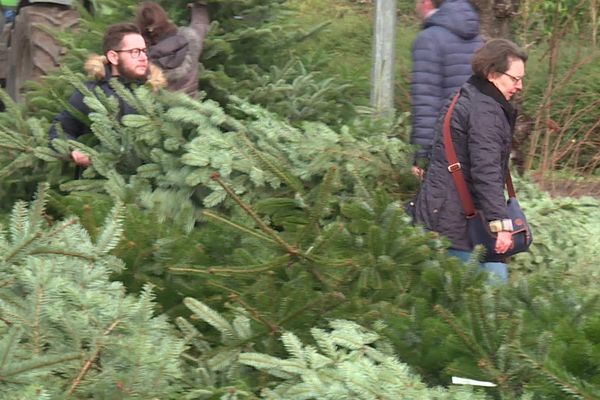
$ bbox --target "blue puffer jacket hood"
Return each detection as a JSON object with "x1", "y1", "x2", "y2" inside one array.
[
  {"x1": 424, "y1": 0, "x2": 480, "y2": 40},
  {"x1": 410, "y1": 0, "x2": 483, "y2": 160}
]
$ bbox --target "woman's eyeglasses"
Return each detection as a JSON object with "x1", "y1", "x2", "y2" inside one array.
[
  {"x1": 114, "y1": 48, "x2": 148, "y2": 59},
  {"x1": 502, "y1": 72, "x2": 524, "y2": 84}
]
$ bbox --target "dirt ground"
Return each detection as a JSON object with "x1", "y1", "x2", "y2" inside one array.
[{"x1": 532, "y1": 173, "x2": 600, "y2": 199}]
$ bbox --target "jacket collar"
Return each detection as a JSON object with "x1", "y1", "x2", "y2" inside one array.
[
  {"x1": 467, "y1": 75, "x2": 517, "y2": 129},
  {"x1": 84, "y1": 53, "x2": 166, "y2": 90}
]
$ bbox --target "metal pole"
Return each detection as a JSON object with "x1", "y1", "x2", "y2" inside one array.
[{"x1": 370, "y1": 0, "x2": 397, "y2": 118}]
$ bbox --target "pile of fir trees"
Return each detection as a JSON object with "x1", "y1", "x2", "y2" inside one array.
[
  {"x1": 0, "y1": 185, "x2": 185, "y2": 399},
  {"x1": 0, "y1": 0, "x2": 600, "y2": 399},
  {"x1": 4, "y1": 76, "x2": 600, "y2": 398}
]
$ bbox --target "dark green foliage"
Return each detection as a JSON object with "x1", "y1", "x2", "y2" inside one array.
[
  {"x1": 45, "y1": 191, "x2": 239, "y2": 317},
  {"x1": 0, "y1": 0, "x2": 599, "y2": 398},
  {"x1": 168, "y1": 167, "x2": 600, "y2": 399}
]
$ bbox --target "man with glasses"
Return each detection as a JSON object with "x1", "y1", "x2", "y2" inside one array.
[{"x1": 49, "y1": 23, "x2": 165, "y2": 168}]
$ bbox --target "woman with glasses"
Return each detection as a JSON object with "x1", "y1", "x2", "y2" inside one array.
[
  {"x1": 411, "y1": 39, "x2": 528, "y2": 283},
  {"x1": 135, "y1": 1, "x2": 210, "y2": 98}
]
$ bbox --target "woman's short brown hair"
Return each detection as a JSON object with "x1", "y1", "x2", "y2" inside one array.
[
  {"x1": 135, "y1": 1, "x2": 178, "y2": 45},
  {"x1": 103, "y1": 22, "x2": 142, "y2": 55},
  {"x1": 471, "y1": 39, "x2": 528, "y2": 79}
]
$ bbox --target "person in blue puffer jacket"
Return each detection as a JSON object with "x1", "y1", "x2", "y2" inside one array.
[{"x1": 410, "y1": 0, "x2": 483, "y2": 179}]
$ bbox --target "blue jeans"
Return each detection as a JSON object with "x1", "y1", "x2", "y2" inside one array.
[{"x1": 448, "y1": 249, "x2": 508, "y2": 284}]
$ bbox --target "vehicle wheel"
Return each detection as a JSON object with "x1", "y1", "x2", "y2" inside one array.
[
  {"x1": 0, "y1": 8, "x2": 5, "y2": 34},
  {"x1": 6, "y1": 4, "x2": 78, "y2": 102}
]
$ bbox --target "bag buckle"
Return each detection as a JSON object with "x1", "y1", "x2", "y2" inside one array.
[{"x1": 447, "y1": 163, "x2": 461, "y2": 173}]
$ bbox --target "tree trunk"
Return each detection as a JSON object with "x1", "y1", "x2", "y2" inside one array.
[
  {"x1": 370, "y1": 0, "x2": 397, "y2": 118},
  {"x1": 470, "y1": 0, "x2": 521, "y2": 39}
]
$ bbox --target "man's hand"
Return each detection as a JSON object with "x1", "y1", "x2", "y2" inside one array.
[
  {"x1": 71, "y1": 150, "x2": 91, "y2": 167},
  {"x1": 494, "y1": 231, "x2": 513, "y2": 254},
  {"x1": 411, "y1": 165, "x2": 424, "y2": 180}
]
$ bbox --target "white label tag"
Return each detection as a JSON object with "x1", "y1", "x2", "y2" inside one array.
[{"x1": 452, "y1": 376, "x2": 497, "y2": 387}]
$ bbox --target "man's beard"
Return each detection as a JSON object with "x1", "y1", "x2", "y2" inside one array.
[{"x1": 115, "y1": 63, "x2": 148, "y2": 81}]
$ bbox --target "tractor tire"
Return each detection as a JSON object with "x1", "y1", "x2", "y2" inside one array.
[
  {"x1": 6, "y1": 4, "x2": 78, "y2": 102},
  {"x1": 0, "y1": 9, "x2": 5, "y2": 34}
]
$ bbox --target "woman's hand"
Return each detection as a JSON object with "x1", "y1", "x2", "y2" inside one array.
[
  {"x1": 411, "y1": 165, "x2": 424, "y2": 180},
  {"x1": 495, "y1": 231, "x2": 513, "y2": 254}
]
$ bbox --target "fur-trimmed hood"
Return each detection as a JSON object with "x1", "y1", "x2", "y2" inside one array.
[{"x1": 84, "y1": 53, "x2": 166, "y2": 90}]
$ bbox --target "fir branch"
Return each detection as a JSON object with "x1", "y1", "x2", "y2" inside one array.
[
  {"x1": 306, "y1": 253, "x2": 355, "y2": 268},
  {"x1": 169, "y1": 254, "x2": 292, "y2": 276},
  {"x1": 27, "y1": 183, "x2": 50, "y2": 238},
  {"x1": 4, "y1": 218, "x2": 80, "y2": 263},
  {"x1": 433, "y1": 304, "x2": 501, "y2": 380},
  {"x1": 0, "y1": 90, "x2": 27, "y2": 134},
  {"x1": 27, "y1": 248, "x2": 97, "y2": 261},
  {"x1": 381, "y1": 208, "x2": 402, "y2": 255},
  {"x1": 109, "y1": 79, "x2": 143, "y2": 115},
  {"x1": 9, "y1": 200, "x2": 29, "y2": 244},
  {"x1": 235, "y1": 128, "x2": 305, "y2": 195},
  {"x1": 0, "y1": 279, "x2": 16, "y2": 290},
  {"x1": 0, "y1": 327, "x2": 20, "y2": 371},
  {"x1": 367, "y1": 226, "x2": 383, "y2": 261},
  {"x1": 0, "y1": 153, "x2": 38, "y2": 181},
  {"x1": 211, "y1": 173, "x2": 298, "y2": 256},
  {"x1": 468, "y1": 289, "x2": 494, "y2": 355},
  {"x1": 59, "y1": 179, "x2": 108, "y2": 194},
  {"x1": 295, "y1": 166, "x2": 337, "y2": 245},
  {"x1": 228, "y1": 293, "x2": 280, "y2": 336},
  {"x1": 0, "y1": 353, "x2": 82, "y2": 381},
  {"x1": 206, "y1": 281, "x2": 243, "y2": 297},
  {"x1": 3, "y1": 232, "x2": 43, "y2": 264},
  {"x1": 434, "y1": 305, "x2": 482, "y2": 354},
  {"x1": 184, "y1": 298, "x2": 237, "y2": 340},
  {"x1": 0, "y1": 142, "x2": 29, "y2": 152},
  {"x1": 202, "y1": 210, "x2": 276, "y2": 244},
  {"x1": 94, "y1": 201, "x2": 125, "y2": 255},
  {"x1": 277, "y1": 292, "x2": 347, "y2": 328},
  {"x1": 346, "y1": 164, "x2": 372, "y2": 202},
  {"x1": 67, "y1": 319, "x2": 121, "y2": 397},
  {"x1": 509, "y1": 343, "x2": 596, "y2": 400},
  {"x1": 40, "y1": 219, "x2": 79, "y2": 243},
  {"x1": 33, "y1": 286, "x2": 44, "y2": 355}
]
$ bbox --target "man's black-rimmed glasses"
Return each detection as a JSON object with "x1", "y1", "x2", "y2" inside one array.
[{"x1": 114, "y1": 48, "x2": 148, "y2": 59}]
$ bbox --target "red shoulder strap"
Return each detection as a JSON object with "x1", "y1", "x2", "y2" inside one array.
[{"x1": 443, "y1": 92, "x2": 516, "y2": 218}]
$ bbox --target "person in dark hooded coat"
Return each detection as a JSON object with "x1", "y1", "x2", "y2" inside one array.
[
  {"x1": 413, "y1": 39, "x2": 528, "y2": 283},
  {"x1": 49, "y1": 22, "x2": 166, "y2": 168},
  {"x1": 135, "y1": 1, "x2": 210, "y2": 98},
  {"x1": 410, "y1": 0, "x2": 483, "y2": 178}
]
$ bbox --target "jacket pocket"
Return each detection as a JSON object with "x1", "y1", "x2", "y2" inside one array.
[
  {"x1": 416, "y1": 194, "x2": 447, "y2": 232},
  {"x1": 428, "y1": 195, "x2": 447, "y2": 231}
]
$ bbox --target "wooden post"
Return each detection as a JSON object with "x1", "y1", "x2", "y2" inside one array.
[{"x1": 370, "y1": 0, "x2": 397, "y2": 118}]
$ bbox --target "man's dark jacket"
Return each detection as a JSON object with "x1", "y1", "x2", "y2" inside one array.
[
  {"x1": 49, "y1": 55, "x2": 165, "y2": 140},
  {"x1": 413, "y1": 76, "x2": 517, "y2": 251},
  {"x1": 410, "y1": 0, "x2": 483, "y2": 160}
]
